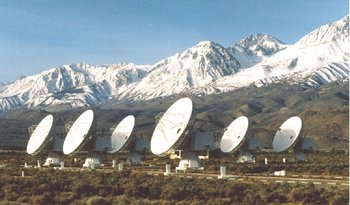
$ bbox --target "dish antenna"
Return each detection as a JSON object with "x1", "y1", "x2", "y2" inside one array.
[
  {"x1": 108, "y1": 115, "x2": 135, "y2": 153},
  {"x1": 220, "y1": 116, "x2": 249, "y2": 153},
  {"x1": 151, "y1": 97, "x2": 193, "y2": 156},
  {"x1": 94, "y1": 115, "x2": 144, "y2": 166},
  {"x1": 27, "y1": 115, "x2": 54, "y2": 155},
  {"x1": 219, "y1": 116, "x2": 261, "y2": 163},
  {"x1": 63, "y1": 109, "x2": 95, "y2": 155},
  {"x1": 151, "y1": 97, "x2": 228, "y2": 173},
  {"x1": 272, "y1": 116, "x2": 312, "y2": 161},
  {"x1": 151, "y1": 97, "x2": 207, "y2": 172},
  {"x1": 273, "y1": 116, "x2": 302, "y2": 153},
  {"x1": 63, "y1": 109, "x2": 101, "y2": 169},
  {"x1": 26, "y1": 114, "x2": 64, "y2": 167}
]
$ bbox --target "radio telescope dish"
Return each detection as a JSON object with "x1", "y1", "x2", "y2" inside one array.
[
  {"x1": 108, "y1": 115, "x2": 135, "y2": 153},
  {"x1": 220, "y1": 116, "x2": 249, "y2": 153},
  {"x1": 273, "y1": 116, "x2": 302, "y2": 152},
  {"x1": 26, "y1": 115, "x2": 54, "y2": 155},
  {"x1": 151, "y1": 97, "x2": 193, "y2": 155},
  {"x1": 63, "y1": 110, "x2": 94, "y2": 155}
]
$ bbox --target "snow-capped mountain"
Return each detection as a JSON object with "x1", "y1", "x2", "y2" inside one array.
[
  {"x1": 227, "y1": 34, "x2": 287, "y2": 68},
  {"x1": 262, "y1": 15, "x2": 348, "y2": 72},
  {"x1": 0, "y1": 63, "x2": 150, "y2": 111},
  {"x1": 0, "y1": 16, "x2": 348, "y2": 113},
  {"x1": 197, "y1": 15, "x2": 349, "y2": 94},
  {"x1": 118, "y1": 41, "x2": 241, "y2": 100}
]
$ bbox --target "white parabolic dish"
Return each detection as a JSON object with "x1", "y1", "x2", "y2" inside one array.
[
  {"x1": 108, "y1": 115, "x2": 135, "y2": 153},
  {"x1": 26, "y1": 114, "x2": 54, "y2": 155},
  {"x1": 273, "y1": 116, "x2": 302, "y2": 152},
  {"x1": 151, "y1": 97, "x2": 193, "y2": 155},
  {"x1": 63, "y1": 110, "x2": 94, "y2": 155},
  {"x1": 220, "y1": 116, "x2": 249, "y2": 153}
]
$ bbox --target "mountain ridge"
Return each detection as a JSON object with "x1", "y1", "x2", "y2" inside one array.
[
  {"x1": 227, "y1": 33, "x2": 287, "y2": 68},
  {"x1": 0, "y1": 16, "x2": 348, "y2": 113},
  {"x1": 118, "y1": 40, "x2": 241, "y2": 100}
]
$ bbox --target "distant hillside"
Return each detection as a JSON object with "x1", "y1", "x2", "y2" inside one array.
[{"x1": 0, "y1": 80, "x2": 348, "y2": 151}]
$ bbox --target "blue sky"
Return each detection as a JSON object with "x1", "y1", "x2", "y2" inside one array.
[{"x1": 0, "y1": 0, "x2": 348, "y2": 82}]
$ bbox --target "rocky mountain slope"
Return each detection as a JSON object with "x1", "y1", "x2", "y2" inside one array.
[
  {"x1": 0, "y1": 63, "x2": 149, "y2": 112},
  {"x1": 195, "y1": 16, "x2": 349, "y2": 94},
  {"x1": 227, "y1": 33, "x2": 287, "y2": 68},
  {"x1": 119, "y1": 41, "x2": 241, "y2": 100}
]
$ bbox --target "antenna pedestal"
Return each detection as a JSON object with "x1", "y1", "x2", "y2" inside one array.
[
  {"x1": 175, "y1": 151, "x2": 203, "y2": 172},
  {"x1": 236, "y1": 150, "x2": 255, "y2": 163},
  {"x1": 44, "y1": 151, "x2": 61, "y2": 166},
  {"x1": 289, "y1": 137, "x2": 314, "y2": 162},
  {"x1": 292, "y1": 150, "x2": 306, "y2": 162},
  {"x1": 83, "y1": 152, "x2": 102, "y2": 169},
  {"x1": 126, "y1": 151, "x2": 142, "y2": 165}
]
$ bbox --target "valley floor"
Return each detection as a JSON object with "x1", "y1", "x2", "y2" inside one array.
[{"x1": 0, "y1": 151, "x2": 348, "y2": 205}]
